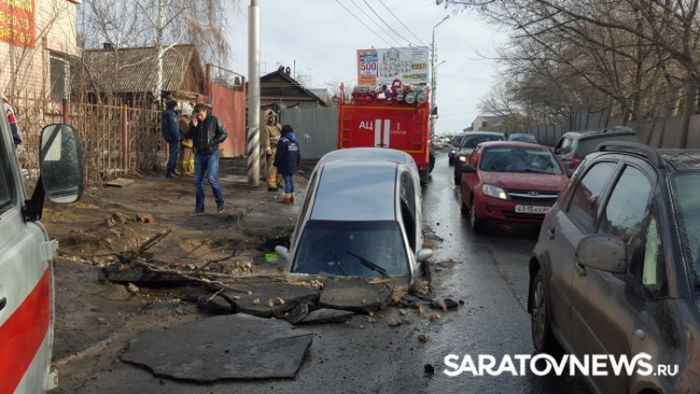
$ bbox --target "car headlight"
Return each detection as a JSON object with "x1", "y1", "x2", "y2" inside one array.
[
  {"x1": 482, "y1": 184, "x2": 508, "y2": 200},
  {"x1": 458, "y1": 156, "x2": 468, "y2": 163},
  {"x1": 450, "y1": 150, "x2": 456, "y2": 154}
]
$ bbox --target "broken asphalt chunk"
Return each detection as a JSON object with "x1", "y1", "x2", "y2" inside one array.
[
  {"x1": 318, "y1": 278, "x2": 393, "y2": 314},
  {"x1": 225, "y1": 281, "x2": 319, "y2": 318},
  {"x1": 121, "y1": 314, "x2": 313, "y2": 382},
  {"x1": 297, "y1": 309, "x2": 354, "y2": 325}
]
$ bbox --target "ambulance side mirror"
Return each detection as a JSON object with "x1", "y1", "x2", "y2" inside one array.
[{"x1": 39, "y1": 124, "x2": 83, "y2": 204}]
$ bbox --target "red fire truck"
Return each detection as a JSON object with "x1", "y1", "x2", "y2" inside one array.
[{"x1": 337, "y1": 82, "x2": 434, "y2": 183}]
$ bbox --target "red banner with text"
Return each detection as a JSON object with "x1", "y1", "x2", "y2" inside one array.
[{"x1": 0, "y1": 0, "x2": 35, "y2": 47}]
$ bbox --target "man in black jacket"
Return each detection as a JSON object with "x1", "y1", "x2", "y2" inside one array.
[{"x1": 183, "y1": 103, "x2": 227, "y2": 215}]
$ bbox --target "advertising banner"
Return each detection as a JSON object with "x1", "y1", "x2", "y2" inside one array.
[
  {"x1": 0, "y1": 0, "x2": 35, "y2": 47},
  {"x1": 356, "y1": 46, "x2": 429, "y2": 86}
]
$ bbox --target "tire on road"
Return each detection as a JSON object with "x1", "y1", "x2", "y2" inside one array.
[
  {"x1": 469, "y1": 198, "x2": 483, "y2": 232},
  {"x1": 530, "y1": 270, "x2": 559, "y2": 354}
]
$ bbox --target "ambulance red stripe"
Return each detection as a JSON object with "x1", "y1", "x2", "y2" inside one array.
[{"x1": 0, "y1": 269, "x2": 50, "y2": 393}]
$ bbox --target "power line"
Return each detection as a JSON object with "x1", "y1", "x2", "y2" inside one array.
[
  {"x1": 347, "y1": 0, "x2": 402, "y2": 46},
  {"x1": 334, "y1": 0, "x2": 395, "y2": 47},
  {"x1": 362, "y1": 0, "x2": 416, "y2": 46},
  {"x1": 377, "y1": 0, "x2": 427, "y2": 46}
]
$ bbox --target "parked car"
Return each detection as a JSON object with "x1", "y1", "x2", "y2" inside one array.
[
  {"x1": 508, "y1": 133, "x2": 538, "y2": 143},
  {"x1": 0, "y1": 121, "x2": 83, "y2": 392},
  {"x1": 528, "y1": 141, "x2": 700, "y2": 394},
  {"x1": 448, "y1": 134, "x2": 466, "y2": 165},
  {"x1": 458, "y1": 141, "x2": 567, "y2": 232},
  {"x1": 276, "y1": 148, "x2": 432, "y2": 284},
  {"x1": 554, "y1": 126, "x2": 639, "y2": 174},
  {"x1": 452, "y1": 131, "x2": 506, "y2": 182}
]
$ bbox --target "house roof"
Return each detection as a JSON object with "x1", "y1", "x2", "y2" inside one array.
[
  {"x1": 260, "y1": 70, "x2": 327, "y2": 107},
  {"x1": 78, "y1": 44, "x2": 205, "y2": 95}
]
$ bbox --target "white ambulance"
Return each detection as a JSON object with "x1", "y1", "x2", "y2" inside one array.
[{"x1": 0, "y1": 113, "x2": 83, "y2": 392}]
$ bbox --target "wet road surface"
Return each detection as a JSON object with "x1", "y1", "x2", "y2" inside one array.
[{"x1": 69, "y1": 153, "x2": 587, "y2": 393}]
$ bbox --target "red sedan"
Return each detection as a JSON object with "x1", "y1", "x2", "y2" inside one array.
[{"x1": 459, "y1": 141, "x2": 568, "y2": 232}]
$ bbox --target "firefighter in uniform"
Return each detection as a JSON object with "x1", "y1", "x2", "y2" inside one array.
[
  {"x1": 178, "y1": 103, "x2": 195, "y2": 176},
  {"x1": 262, "y1": 112, "x2": 283, "y2": 191}
]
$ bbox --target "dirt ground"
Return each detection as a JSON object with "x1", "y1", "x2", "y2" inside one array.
[{"x1": 44, "y1": 159, "x2": 309, "y2": 391}]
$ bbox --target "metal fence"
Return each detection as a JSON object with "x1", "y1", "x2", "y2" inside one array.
[
  {"x1": 281, "y1": 107, "x2": 338, "y2": 159},
  {"x1": 489, "y1": 110, "x2": 700, "y2": 148}
]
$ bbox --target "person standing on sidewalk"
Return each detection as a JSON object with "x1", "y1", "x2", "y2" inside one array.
[
  {"x1": 184, "y1": 103, "x2": 227, "y2": 215},
  {"x1": 161, "y1": 100, "x2": 181, "y2": 178},
  {"x1": 262, "y1": 112, "x2": 282, "y2": 191},
  {"x1": 274, "y1": 125, "x2": 300, "y2": 204}
]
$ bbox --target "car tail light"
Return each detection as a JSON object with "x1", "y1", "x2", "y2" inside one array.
[{"x1": 570, "y1": 157, "x2": 582, "y2": 169}]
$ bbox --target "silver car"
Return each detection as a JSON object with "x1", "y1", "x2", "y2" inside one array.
[{"x1": 276, "y1": 148, "x2": 432, "y2": 283}]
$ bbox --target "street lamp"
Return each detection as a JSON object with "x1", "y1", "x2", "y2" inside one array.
[{"x1": 431, "y1": 15, "x2": 449, "y2": 109}]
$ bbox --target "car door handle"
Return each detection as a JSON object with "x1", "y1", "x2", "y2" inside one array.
[
  {"x1": 0, "y1": 297, "x2": 6, "y2": 311},
  {"x1": 548, "y1": 227, "x2": 556, "y2": 240},
  {"x1": 575, "y1": 262, "x2": 586, "y2": 277}
]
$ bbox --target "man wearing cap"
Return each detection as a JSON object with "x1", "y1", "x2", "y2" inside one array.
[
  {"x1": 262, "y1": 112, "x2": 282, "y2": 191},
  {"x1": 161, "y1": 99, "x2": 181, "y2": 178}
]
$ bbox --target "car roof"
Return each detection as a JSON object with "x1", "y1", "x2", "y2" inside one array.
[
  {"x1": 563, "y1": 126, "x2": 637, "y2": 141},
  {"x1": 659, "y1": 149, "x2": 700, "y2": 170},
  {"x1": 464, "y1": 131, "x2": 505, "y2": 137},
  {"x1": 478, "y1": 141, "x2": 549, "y2": 149},
  {"x1": 311, "y1": 160, "x2": 397, "y2": 222},
  {"x1": 319, "y1": 148, "x2": 415, "y2": 167}
]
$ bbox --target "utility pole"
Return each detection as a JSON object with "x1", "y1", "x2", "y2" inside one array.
[
  {"x1": 431, "y1": 15, "x2": 449, "y2": 134},
  {"x1": 247, "y1": 0, "x2": 260, "y2": 185},
  {"x1": 154, "y1": 0, "x2": 166, "y2": 102}
]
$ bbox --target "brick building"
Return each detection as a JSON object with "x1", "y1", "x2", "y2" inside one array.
[{"x1": 0, "y1": 0, "x2": 81, "y2": 99}]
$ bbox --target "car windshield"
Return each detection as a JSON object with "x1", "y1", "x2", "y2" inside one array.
[
  {"x1": 509, "y1": 134, "x2": 537, "y2": 143},
  {"x1": 292, "y1": 220, "x2": 409, "y2": 278},
  {"x1": 670, "y1": 172, "x2": 700, "y2": 286},
  {"x1": 479, "y1": 146, "x2": 563, "y2": 174},
  {"x1": 463, "y1": 135, "x2": 503, "y2": 148}
]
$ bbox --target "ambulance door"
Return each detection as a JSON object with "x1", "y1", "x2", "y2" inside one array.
[{"x1": 0, "y1": 119, "x2": 56, "y2": 393}]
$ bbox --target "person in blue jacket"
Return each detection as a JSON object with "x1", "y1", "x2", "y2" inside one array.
[
  {"x1": 274, "y1": 125, "x2": 300, "y2": 204},
  {"x1": 161, "y1": 100, "x2": 181, "y2": 178}
]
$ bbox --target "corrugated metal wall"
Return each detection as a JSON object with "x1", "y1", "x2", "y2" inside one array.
[{"x1": 281, "y1": 107, "x2": 338, "y2": 159}]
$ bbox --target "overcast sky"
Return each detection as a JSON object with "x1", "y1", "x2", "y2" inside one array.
[{"x1": 229, "y1": 0, "x2": 507, "y2": 135}]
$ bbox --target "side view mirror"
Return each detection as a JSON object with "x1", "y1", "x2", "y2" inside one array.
[
  {"x1": 461, "y1": 165, "x2": 476, "y2": 174},
  {"x1": 416, "y1": 248, "x2": 433, "y2": 262},
  {"x1": 575, "y1": 234, "x2": 627, "y2": 273},
  {"x1": 40, "y1": 124, "x2": 83, "y2": 203},
  {"x1": 24, "y1": 124, "x2": 84, "y2": 221},
  {"x1": 275, "y1": 245, "x2": 290, "y2": 262}
]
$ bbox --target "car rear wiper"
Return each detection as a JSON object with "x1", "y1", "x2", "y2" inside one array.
[{"x1": 347, "y1": 251, "x2": 389, "y2": 278}]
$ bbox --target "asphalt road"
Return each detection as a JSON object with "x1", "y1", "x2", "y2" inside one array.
[{"x1": 70, "y1": 152, "x2": 587, "y2": 393}]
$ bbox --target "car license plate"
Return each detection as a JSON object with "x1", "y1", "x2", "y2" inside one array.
[{"x1": 515, "y1": 205, "x2": 550, "y2": 215}]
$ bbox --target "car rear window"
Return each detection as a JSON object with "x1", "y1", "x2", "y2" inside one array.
[
  {"x1": 463, "y1": 135, "x2": 503, "y2": 148},
  {"x1": 292, "y1": 220, "x2": 409, "y2": 278}
]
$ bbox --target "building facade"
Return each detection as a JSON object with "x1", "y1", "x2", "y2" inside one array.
[{"x1": 0, "y1": 0, "x2": 80, "y2": 99}]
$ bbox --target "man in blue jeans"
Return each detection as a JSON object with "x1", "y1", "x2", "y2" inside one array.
[
  {"x1": 161, "y1": 100, "x2": 181, "y2": 178},
  {"x1": 183, "y1": 103, "x2": 228, "y2": 215}
]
